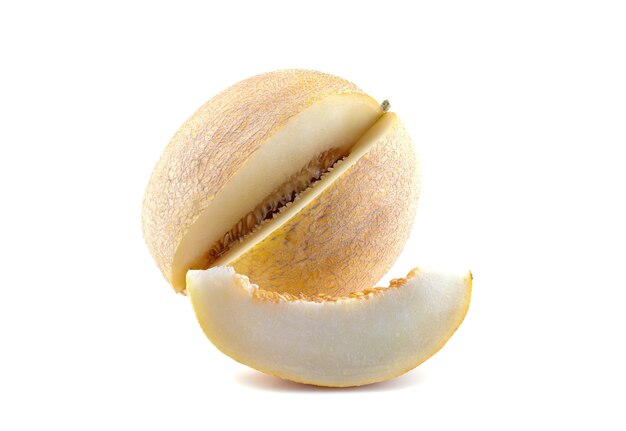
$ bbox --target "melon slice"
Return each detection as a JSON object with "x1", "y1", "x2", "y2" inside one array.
[{"x1": 187, "y1": 266, "x2": 472, "y2": 387}]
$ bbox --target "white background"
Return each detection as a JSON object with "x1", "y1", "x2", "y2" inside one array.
[{"x1": 1, "y1": 1, "x2": 625, "y2": 429}]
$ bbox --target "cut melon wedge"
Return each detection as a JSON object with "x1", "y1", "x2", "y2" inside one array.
[{"x1": 187, "y1": 266, "x2": 472, "y2": 387}]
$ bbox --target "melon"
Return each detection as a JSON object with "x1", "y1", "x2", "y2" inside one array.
[
  {"x1": 187, "y1": 266, "x2": 472, "y2": 387},
  {"x1": 142, "y1": 70, "x2": 419, "y2": 295},
  {"x1": 142, "y1": 69, "x2": 471, "y2": 387}
]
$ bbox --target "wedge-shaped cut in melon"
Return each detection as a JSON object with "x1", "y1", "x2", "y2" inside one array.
[
  {"x1": 187, "y1": 266, "x2": 472, "y2": 387},
  {"x1": 142, "y1": 70, "x2": 419, "y2": 295}
]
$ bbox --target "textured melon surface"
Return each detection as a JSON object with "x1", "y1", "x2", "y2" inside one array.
[{"x1": 187, "y1": 266, "x2": 472, "y2": 387}]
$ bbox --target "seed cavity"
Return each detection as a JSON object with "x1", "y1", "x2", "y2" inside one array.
[
  {"x1": 247, "y1": 269, "x2": 415, "y2": 303},
  {"x1": 204, "y1": 147, "x2": 348, "y2": 266}
]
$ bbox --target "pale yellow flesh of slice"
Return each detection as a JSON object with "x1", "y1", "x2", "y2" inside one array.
[{"x1": 187, "y1": 266, "x2": 472, "y2": 387}]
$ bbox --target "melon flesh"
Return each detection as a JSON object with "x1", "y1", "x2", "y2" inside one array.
[{"x1": 187, "y1": 266, "x2": 472, "y2": 387}]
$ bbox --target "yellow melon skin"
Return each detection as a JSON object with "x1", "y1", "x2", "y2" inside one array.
[
  {"x1": 230, "y1": 113, "x2": 419, "y2": 297},
  {"x1": 142, "y1": 70, "x2": 368, "y2": 290}
]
